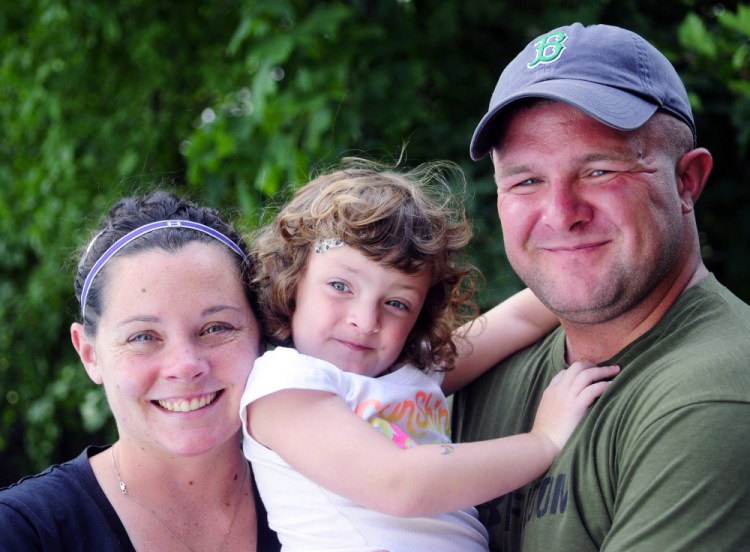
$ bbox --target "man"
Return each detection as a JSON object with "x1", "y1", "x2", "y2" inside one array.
[{"x1": 452, "y1": 22, "x2": 750, "y2": 551}]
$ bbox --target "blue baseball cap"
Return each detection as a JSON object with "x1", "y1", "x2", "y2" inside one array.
[{"x1": 469, "y1": 23, "x2": 696, "y2": 160}]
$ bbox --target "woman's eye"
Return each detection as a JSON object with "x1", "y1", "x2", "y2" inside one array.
[
  {"x1": 204, "y1": 324, "x2": 229, "y2": 335},
  {"x1": 330, "y1": 281, "x2": 349, "y2": 292},
  {"x1": 129, "y1": 333, "x2": 155, "y2": 343}
]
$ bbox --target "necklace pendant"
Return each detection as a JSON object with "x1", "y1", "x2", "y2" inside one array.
[{"x1": 119, "y1": 481, "x2": 128, "y2": 495}]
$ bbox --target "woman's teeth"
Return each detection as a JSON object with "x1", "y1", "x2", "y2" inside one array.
[{"x1": 158, "y1": 392, "x2": 217, "y2": 412}]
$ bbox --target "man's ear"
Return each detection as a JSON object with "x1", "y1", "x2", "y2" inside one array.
[
  {"x1": 676, "y1": 147, "x2": 713, "y2": 214},
  {"x1": 71, "y1": 322, "x2": 102, "y2": 384}
]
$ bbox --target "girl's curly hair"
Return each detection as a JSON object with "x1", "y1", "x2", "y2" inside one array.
[{"x1": 251, "y1": 157, "x2": 479, "y2": 372}]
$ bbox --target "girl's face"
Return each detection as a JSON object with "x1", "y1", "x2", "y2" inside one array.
[
  {"x1": 291, "y1": 245, "x2": 431, "y2": 377},
  {"x1": 71, "y1": 242, "x2": 262, "y2": 458}
]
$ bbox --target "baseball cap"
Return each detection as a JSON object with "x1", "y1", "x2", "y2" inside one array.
[{"x1": 469, "y1": 23, "x2": 696, "y2": 160}]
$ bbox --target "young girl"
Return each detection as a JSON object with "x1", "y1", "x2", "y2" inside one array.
[{"x1": 240, "y1": 159, "x2": 617, "y2": 551}]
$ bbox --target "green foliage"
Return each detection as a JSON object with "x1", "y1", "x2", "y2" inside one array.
[
  {"x1": 679, "y1": 6, "x2": 750, "y2": 149},
  {"x1": 675, "y1": 3, "x2": 750, "y2": 299},
  {"x1": 1, "y1": 0, "x2": 749, "y2": 486},
  {"x1": 0, "y1": 0, "x2": 265, "y2": 484}
]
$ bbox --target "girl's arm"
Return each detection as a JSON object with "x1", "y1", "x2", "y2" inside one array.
[
  {"x1": 246, "y1": 361, "x2": 618, "y2": 518},
  {"x1": 442, "y1": 288, "x2": 559, "y2": 395}
]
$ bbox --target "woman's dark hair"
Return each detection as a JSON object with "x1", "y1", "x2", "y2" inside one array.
[{"x1": 74, "y1": 190, "x2": 257, "y2": 335}]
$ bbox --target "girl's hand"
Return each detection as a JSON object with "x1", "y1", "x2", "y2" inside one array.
[{"x1": 531, "y1": 361, "x2": 619, "y2": 451}]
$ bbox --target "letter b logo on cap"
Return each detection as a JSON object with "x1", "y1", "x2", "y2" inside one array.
[{"x1": 527, "y1": 31, "x2": 567, "y2": 68}]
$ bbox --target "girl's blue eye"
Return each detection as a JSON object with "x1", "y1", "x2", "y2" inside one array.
[
  {"x1": 386, "y1": 299, "x2": 408, "y2": 310},
  {"x1": 330, "y1": 281, "x2": 349, "y2": 292}
]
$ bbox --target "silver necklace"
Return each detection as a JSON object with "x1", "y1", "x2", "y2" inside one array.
[{"x1": 110, "y1": 446, "x2": 248, "y2": 552}]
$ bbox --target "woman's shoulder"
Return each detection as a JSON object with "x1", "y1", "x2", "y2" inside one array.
[
  {"x1": 0, "y1": 445, "x2": 134, "y2": 551},
  {"x1": 1, "y1": 446, "x2": 95, "y2": 499}
]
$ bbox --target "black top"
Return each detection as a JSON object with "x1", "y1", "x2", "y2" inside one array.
[{"x1": 0, "y1": 445, "x2": 280, "y2": 551}]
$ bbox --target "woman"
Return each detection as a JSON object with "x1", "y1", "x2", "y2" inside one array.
[{"x1": 0, "y1": 191, "x2": 280, "y2": 551}]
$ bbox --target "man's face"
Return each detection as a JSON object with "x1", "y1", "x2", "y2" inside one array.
[{"x1": 492, "y1": 102, "x2": 687, "y2": 324}]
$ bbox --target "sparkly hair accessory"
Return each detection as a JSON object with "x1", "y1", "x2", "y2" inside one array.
[
  {"x1": 314, "y1": 237, "x2": 345, "y2": 253},
  {"x1": 80, "y1": 220, "x2": 245, "y2": 317}
]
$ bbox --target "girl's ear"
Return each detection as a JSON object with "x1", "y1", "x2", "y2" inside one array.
[{"x1": 71, "y1": 322, "x2": 103, "y2": 384}]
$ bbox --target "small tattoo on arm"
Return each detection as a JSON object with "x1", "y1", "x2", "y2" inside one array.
[{"x1": 441, "y1": 444, "x2": 455, "y2": 455}]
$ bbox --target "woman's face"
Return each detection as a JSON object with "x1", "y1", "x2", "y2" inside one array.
[{"x1": 72, "y1": 241, "x2": 262, "y2": 458}]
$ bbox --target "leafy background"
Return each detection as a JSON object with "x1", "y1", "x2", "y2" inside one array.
[{"x1": 2, "y1": 0, "x2": 748, "y2": 485}]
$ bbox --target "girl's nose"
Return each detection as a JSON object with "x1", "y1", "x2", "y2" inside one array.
[{"x1": 349, "y1": 302, "x2": 381, "y2": 334}]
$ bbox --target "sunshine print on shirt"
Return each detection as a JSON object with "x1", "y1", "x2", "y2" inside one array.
[{"x1": 356, "y1": 389, "x2": 452, "y2": 449}]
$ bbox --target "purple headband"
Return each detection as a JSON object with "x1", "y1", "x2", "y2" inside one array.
[{"x1": 80, "y1": 220, "x2": 245, "y2": 318}]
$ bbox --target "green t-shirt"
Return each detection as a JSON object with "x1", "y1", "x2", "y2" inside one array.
[{"x1": 452, "y1": 275, "x2": 750, "y2": 551}]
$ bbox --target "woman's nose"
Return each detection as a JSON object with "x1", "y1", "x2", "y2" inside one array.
[{"x1": 164, "y1": 342, "x2": 208, "y2": 381}]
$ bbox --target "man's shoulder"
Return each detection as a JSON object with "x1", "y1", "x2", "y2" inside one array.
[
  {"x1": 657, "y1": 274, "x2": 750, "y2": 364},
  {"x1": 686, "y1": 273, "x2": 750, "y2": 326}
]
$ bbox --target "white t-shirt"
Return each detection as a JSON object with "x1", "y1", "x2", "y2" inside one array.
[{"x1": 240, "y1": 347, "x2": 489, "y2": 552}]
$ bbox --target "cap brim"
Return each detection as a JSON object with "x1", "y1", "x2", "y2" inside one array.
[{"x1": 469, "y1": 79, "x2": 660, "y2": 160}]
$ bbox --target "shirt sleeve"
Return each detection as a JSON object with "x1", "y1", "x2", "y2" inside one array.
[
  {"x1": 0, "y1": 502, "x2": 44, "y2": 551},
  {"x1": 603, "y1": 401, "x2": 750, "y2": 551},
  {"x1": 240, "y1": 348, "x2": 346, "y2": 429}
]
